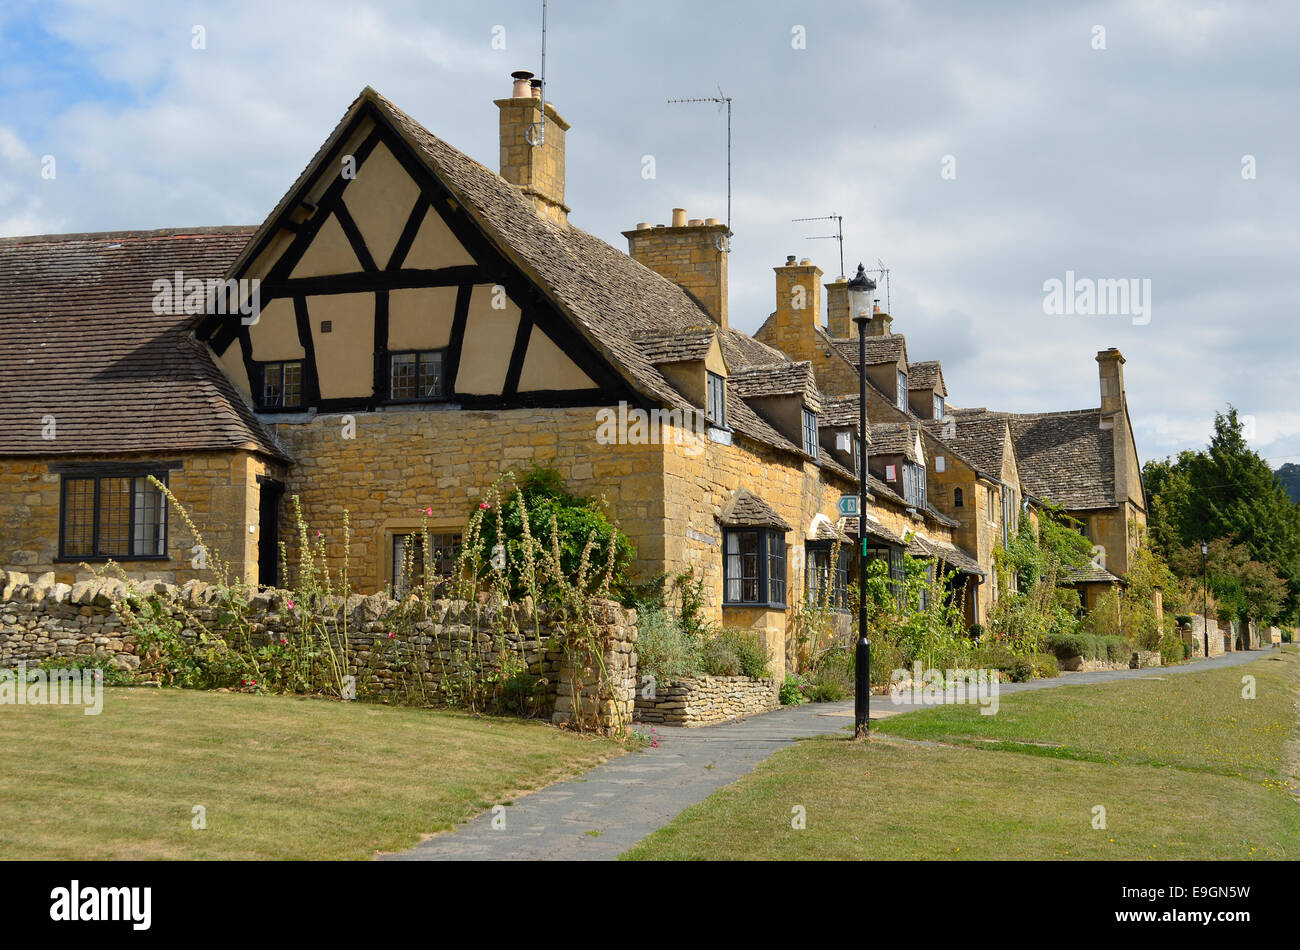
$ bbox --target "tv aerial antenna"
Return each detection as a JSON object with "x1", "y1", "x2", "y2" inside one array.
[
  {"x1": 792, "y1": 214, "x2": 845, "y2": 278},
  {"x1": 526, "y1": 0, "x2": 550, "y2": 148},
  {"x1": 865, "y1": 259, "x2": 892, "y2": 313},
  {"x1": 668, "y1": 86, "x2": 733, "y2": 249}
]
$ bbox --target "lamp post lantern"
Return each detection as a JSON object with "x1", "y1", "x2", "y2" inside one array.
[
  {"x1": 1201, "y1": 540, "x2": 1209, "y2": 659},
  {"x1": 848, "y1": 263, "x2": 877, "y2": 738}
]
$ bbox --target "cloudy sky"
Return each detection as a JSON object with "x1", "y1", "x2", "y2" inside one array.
[{"x1": 3, "y1": 0, "x2": 1297, "y2": 468}]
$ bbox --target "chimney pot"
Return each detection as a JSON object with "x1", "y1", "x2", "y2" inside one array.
[
  {"x1": 785, "y1": 255, "x2": 797, "y2": 265},
  {"x1": 510, "y1": 70, "x2": 535, "y2": 98},
  {"x1": 800, "y1": 258, "x2": 812, "y2": 266},
  {"x1": 688, "y1": 218, "x2": 703, "y2": 226},
  {"x1": 705, "y1": 217, "x2": 720, "y2": 226},
  {"x1": 635, "y1": 222, "x2": 651, "y2": 230},
  {"x1": 671, "y1": 208, "x2": 688, "y2": 227},
  {"x1": 530, "y1": 78, "x2": 542, "y2": 98}
]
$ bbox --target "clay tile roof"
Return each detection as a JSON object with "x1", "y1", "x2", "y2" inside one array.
[
  {"x1": 907, "y1": 360, "x2": 946, "y2": 396},
  {"x1": 635, "y1": 328, "x2": 716, "y2": 364},
  {"x1": 729, "y1": 361, "x2": 821, "y2": 412},
  {"x1": 0, "y1": 228, "x2": 287, "y2": 459},
  {"x1": 719, "y1": 488, "x2": 791, "y2": 531},
  {"x1": 832, "y1": 334, "x2": 906, "y2": 368}
]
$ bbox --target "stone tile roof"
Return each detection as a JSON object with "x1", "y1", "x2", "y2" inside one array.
[
  {"x1": 719, "y1": 488, "x2": 791, "y2": 531},
  {"x1": 948, "y1": 407, "x2": 1115, "y2": 509},
  {"x1": 843, "y1": 516, "x2": 906, "y2": 546},
  {"x1": 729, "y1": 362, "x2": 821, "y2": 412},
  {"x1": 635, "y1": 329, "x2": 717, "y2": 364},
  {"x1": 831, "y1": 334, "x2": 906, "y2": 368},
  {"x1": 0, "y1": 228, "x2": 287, "y2": 459},
  {"x1": 908, "y1": 535, "x2": 984, "y2": 575},
  {"x1": 869, "y1": 422, "x2": 920, "y2": 462},
  {"x1": 1060, "y1": 563, "x2": 1122, "y2": 584},
  {"x1": 818, "y1": 394, "x2": 871, "y2": 439},
  {"x1": 907, "y1": 360, "x2": 946, "y2": 396},
  {"x1": 922, "y1": 412, "x2": 1010, "y2": 478}
]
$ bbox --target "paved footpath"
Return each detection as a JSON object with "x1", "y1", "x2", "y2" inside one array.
[{"x1": 381, "y1": 647, "x2": 1278, "y2": 861}]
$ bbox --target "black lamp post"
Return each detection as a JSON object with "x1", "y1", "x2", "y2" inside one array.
[
  {"x1": 848, "y1": 263, "x2": 877, "y2": 738},
  {"x1": 1201, "y1": 540, "x2": 1209, "y2": 658}
]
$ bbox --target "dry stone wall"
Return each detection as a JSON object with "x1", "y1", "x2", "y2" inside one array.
[
  {"x1": 0, "y1": 569, "x2": 637, "y2": 731},
  {"x1": 634, "y1": 674, "x2": 777, "y2": 726}
]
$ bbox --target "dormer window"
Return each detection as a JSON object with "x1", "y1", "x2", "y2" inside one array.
[
  {"x1": 390, "y1": 350, "x2": 444, "y2": 401},
  {"x1": 262, "y1": 361, "x2": 303, "y2": 409},
  {"x1": 896, "y1": 370, "x2": 908, "y2": 410},
  {"x1": 706, "y1": 371, "x2": 726, "y2": 426},
  {"x1": 933, "y1": 394, "x2": 945, "y2": 419},
  {"x1": 802, "y1": 409, "x2": 819, "y2": 458}
]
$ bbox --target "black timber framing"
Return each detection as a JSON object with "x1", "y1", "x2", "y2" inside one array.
[{"x1": 197, "y1": 99, "x2": 640, "y2": 415}]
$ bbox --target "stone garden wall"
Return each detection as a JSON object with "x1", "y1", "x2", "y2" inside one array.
[
  {"x1": 0, "y1": 569, "x2": 637, "y2": 732},
  {"x1": 634, "y1": 674, "x2": 777, "y2": 726}
]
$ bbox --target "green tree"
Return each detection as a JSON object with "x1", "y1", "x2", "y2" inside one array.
[{"x1": 1142, "y1": 407, "x2": 1300, "y2": 624}]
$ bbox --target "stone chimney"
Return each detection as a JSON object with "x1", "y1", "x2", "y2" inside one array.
[
  {"x1": 623, "y1": 209, "x2": 730, "y2": 327},
  {"x1": 867, "y1": 303, "x2": 893, "y2": 337},
  {"x1": 825, "y1": 277, "x2": 850, "y2": 338},
  {"x1": 1097, "y1": 347, "x2": 1126, "y2": 414},
  {"x1": 753, "y1": 256, "x2": 823, "y2": 362},
  {"x1": 496, "y1": 70, "x2": 571, "y2": 225}
]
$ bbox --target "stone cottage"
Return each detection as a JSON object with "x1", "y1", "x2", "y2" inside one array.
[{"x1": 0, "y1": 79, "x2": 990, "y2": 682}]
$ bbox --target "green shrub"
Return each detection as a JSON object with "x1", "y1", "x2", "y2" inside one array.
[
  {"x1": 779, "y1": 673, "x2": 803, "y2": 705},
  {"x1": 869, "y1": 639, "x2": 904, "y2": 686},
  {"x1": 1044, "y1": 631, "x2": 1090, "y2": 661},
  {"x1": 807, "y1": 680, "x2": 848, "y2": 702},
  {"x1": 1029, "y1": 653, "x2": 1060, "y2": 678},
  {"x1": 973, "y1": 642, "x2": 1016, "y2": 672},
  {"x1": 635, "y1": 605, "x2": 701, "y2": 682},
  {"x1": 969, "y1": 623, "x2": 985, "y2": 641},
  {"x1": 1007, "y1": 656, "x2": 1035, "y2": 682},
  {"x1": 699, "y1": 638, "x2": 741, "y2": 677},
  {"x1": 713, "y1": 627, "x2": 770, "y2": 679},
  {"x1": 1101, "y1": 635, "x2": 1130, "y2": 663}
]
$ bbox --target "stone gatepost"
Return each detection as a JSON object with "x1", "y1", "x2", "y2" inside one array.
[{"x1": 551, "y1": 601, "x2": 638, "y2": 734}]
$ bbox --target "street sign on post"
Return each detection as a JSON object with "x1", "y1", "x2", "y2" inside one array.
[{"x1": 837, "y1": 494, "x2": 859, "y2": 518}]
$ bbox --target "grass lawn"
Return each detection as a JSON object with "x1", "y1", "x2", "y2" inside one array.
[
  {"x1": 0, "y1": 688, "x2": 619, "y2": 860},
  {"x1": 623, "y1": 650, "x2": 1300, "y2": 860}
]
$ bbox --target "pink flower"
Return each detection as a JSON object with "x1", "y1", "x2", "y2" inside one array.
[
  {"x1": 286, "y1": 600, "x2": 294, "y2": 610},
  {"x1": 280, "y1": 637, "x2": 288, "y2": 646},
  {"x1": 316, "y1": 530, "x2": 323, "y2": 538},
  {"x1": 479, "y1": 502, "x2": 491, "y2": 510},
  {"x1": 387, "y1": 631, "x2": 396, "y2": 639},
  {"x1": 425, "y1": 507, "x2": 433, "y2": 516}
]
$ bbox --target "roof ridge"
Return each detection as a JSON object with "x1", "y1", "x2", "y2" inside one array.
[{"x1": 0, "y1": 225, "x2": 256, "y2": 246}]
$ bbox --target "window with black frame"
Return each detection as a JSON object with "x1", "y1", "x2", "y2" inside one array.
[
  {"x1": 262, "y1": 361, "x2": 303, "y2": 409},
  {"x1": 723, "y1": 527, "x2": 787, "y2": 607},
  {"x1": 801, "y1": 408, "x2": 819, "y2": 458},
  {"x1": 390, "y1": 350, "x2": 444, "y2": 401},
  {"x1": 806, "y1": 542, "x2": 849, "y2": 610},
  {"x1": 706, "y1": 371, "x2": 726, "y2": 426},
  {"x1": 60, "y1": 473, "x2": 167, "y2": 560}
]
